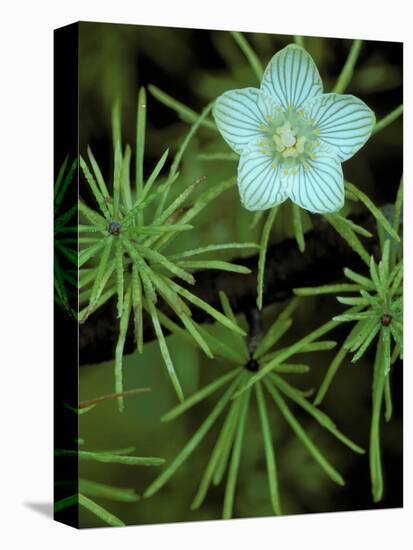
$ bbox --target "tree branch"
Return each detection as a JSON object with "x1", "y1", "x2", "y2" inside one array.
[{"x1": 79, "y1": 211, "x2": 380, "y2": 366}]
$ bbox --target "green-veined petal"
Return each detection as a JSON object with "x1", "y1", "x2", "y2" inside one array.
[
  {"x1": 237, "y1": 143, "x2": 287, "y2": 211},
  {"x1": 213, "y1": 88, "x2": 279, "y2": 154},
  {"x1": 261, "y1": 44, "x2": 323, "y2": 110},
  {"x1": 303, "y1": 93, "x2": 375, "y2": 161},
  {"x1": 282, "y1": 145, "x2": 344, "y2": 213}
]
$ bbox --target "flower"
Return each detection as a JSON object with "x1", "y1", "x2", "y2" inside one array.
[{"x1": 213, "y1": 44, "x2": 376, "y2": 213}]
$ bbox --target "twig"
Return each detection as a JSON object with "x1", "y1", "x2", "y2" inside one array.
[
  {"x1": 79, "y1": 210, "x2": 379, "y2": 366},
  {"x1": 79, "y1": 388, "x2": 151, "y2": 408}
]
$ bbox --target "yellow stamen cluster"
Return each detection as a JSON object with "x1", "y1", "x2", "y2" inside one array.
[{"x1": 273, "y1": 121, "x2": 307, "y2": 159}]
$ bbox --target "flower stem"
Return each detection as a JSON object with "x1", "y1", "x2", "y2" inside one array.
[
  {"x1": 333, "y1": 39, "x2": 362, "y2": 94},
  {"x1": 372, "y1": 104, "x2": 403, "y2": 136},
  {"x1": 257, "y1": 207, "x2": 279, "y2": 310},
  {"x1": 231, "y1": 31, "x2": 263, "y2": 83},
  {"x1": 294, "y1": 36, "x2": 304, "y2": 47}
]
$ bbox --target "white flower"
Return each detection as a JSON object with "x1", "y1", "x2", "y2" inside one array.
[{"x1": 213, "y1": 44, "x2": 376, "y2": 213}]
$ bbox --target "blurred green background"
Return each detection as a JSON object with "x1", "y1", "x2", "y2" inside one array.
[{"x1": 77, "y1": 22, "x2": 403, "y2": 527}]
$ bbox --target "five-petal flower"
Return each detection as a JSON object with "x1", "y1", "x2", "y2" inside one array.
[{"x1": 213, "y1": 44, "x2": 376, "y2": 213}]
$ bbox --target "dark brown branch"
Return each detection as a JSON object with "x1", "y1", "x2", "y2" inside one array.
[{"x1": 79, "y1": 211, "x2": 380, "y2": 366}]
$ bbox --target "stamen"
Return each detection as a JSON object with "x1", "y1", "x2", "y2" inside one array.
[
  {"x1": 282, "y1": 147, "x2": 298, "y2": 158},
  {"x1": 296, "y1": 136, "x2": 306, "y2": 154}
]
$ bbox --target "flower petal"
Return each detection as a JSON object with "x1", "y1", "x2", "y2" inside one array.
[
  {"x1": 237, "y1": 143, "x2": 287, "y2": 211},
  {"x1": 213, "y1": 88, "x2": 279, "y2": 154},
  {"x1": 261, "y1": 44, "x2": 323, "y2": 110},
  {"x1": 282, "y1": 146, "x2": 344, "y2": 214},
  {"x1": 304, "y1": 93, "x2": 375, "y2": 161}
]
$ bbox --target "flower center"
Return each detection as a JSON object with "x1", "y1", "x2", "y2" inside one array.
[
  {"x1": 259, "y1": 107, "x2": 320, "y2": 174},
  {"x1": 273, "y1": 122, "x2": 308, "y2": 159},
  {"x1": 278, "y1": 121, "x2": 297, "y2": 147}
]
